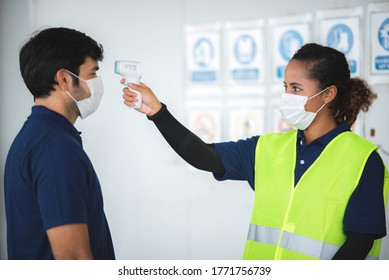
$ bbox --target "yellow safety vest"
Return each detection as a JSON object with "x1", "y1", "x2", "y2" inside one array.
[{"x1": 243, "y1": 130, "x2": 389, "y2": 260}]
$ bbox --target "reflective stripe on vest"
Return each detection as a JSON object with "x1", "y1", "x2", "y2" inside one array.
[{"x1": 247, "y1": 224, "x2": 378, "y2": 260}]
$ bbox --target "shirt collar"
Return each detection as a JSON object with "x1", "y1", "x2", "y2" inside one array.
[
  {"x1": 30, "y1": 105, "x2": 82, "y2": 139},
  {"x1": 297, "y1": 122, "x2": 351, "y2": 146}
]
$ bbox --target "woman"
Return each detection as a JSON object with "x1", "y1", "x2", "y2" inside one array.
[{"x1": 122, "y1": 43, "x2": 388, "y2": 260}]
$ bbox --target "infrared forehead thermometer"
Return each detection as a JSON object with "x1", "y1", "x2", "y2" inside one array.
[{"x1": 114, "y1": 60, "x2": 142, "y2": 109}]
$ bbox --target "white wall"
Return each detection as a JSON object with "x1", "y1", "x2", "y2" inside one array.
[
  {"x1": 1, "y1": 0, "x2": 388, "y2": 260},
  {"x1": 0, "y1": 0, "x2": 37, "y2": 259}
]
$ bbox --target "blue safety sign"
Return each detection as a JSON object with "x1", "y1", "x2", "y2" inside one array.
[
  {"x1": 231, "y1": 34, "x2": 259, "y2": 81},
  {"x1": 378, "y1": 17, "x2": 389, "y2": 51},
  {"x1": 279, "y1": 30, "x2": 303, "y2": 61},
  {"x1": 327, "y1": 23, "x2": 353, "y2": 54},
  {"x1": 191, "y1": 37, "x2": 216, "y2": 82},
  {"x1": 376, "y1": 17, "x2": 389, "y2": 70},
  {"x1": 234, "y1": 34, "x2": 256, "y2": 64},
  {"x1": 327, "y1": 23, "x2": 357, "y2": 74},
  {"x1": 277, "y1": 30, "x2": 303, "y2": 78}
]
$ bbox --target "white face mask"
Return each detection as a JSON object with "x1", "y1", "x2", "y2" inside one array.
[
  {"x1": 66, "y1": 70, "x2": 104, "y2": 119},
  {"x1": 278, "y1": 87, "x2": 327, "y2": 130}
]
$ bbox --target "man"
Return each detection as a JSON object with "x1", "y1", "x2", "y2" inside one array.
[{"x1": 4, "y1": 27, "x2": 115, "y2": 259}]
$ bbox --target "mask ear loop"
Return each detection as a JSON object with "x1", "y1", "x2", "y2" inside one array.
[
  {"x1": 64, "y1": 70, "x2": 85, "y2": 104},
  {"x1": 65, "y1": 70, "x2": 91, "y2": 103},
  {"x1": 307, "y1": 87, "x2": 328, "y2": 100},
  {"x1": 66, "y1": 70, "x2": 87, "y2": 83},
  {"x1": 307, "y1": 87, "x2": 328, "y2": 114},
  {"x1": 66, "y1": 90, "x2": 79, "y2": 104},
  {"x1": 315, "y1": 102, "x2": 327, "y2": 114}
]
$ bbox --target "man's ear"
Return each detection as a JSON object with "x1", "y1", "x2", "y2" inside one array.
[
  {"x1": 323, "y1": 85, "x2": 337, "y2": 104},
  {"x1": 56, "y1": 69, "x2": 71, "y2": 91}
]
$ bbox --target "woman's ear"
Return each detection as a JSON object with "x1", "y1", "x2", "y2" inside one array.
[{"x1": 323, "y1": 85, "x2": 337, "y2": 104}]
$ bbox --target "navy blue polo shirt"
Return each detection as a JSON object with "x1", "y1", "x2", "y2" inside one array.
[
  {"x1": 4, "y1": 106, "x2": 115, "y2": 259},
  {"x1": 213, "y1": 123, "x2": 387, "y2": 238}
]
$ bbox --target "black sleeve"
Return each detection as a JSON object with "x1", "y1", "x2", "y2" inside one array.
[
  {"x1": 147, "y1": 103, "x2": 225, "y2": 174},
  {"x1": 331, "y1": 233, "x2": 375, "y2": 260}
]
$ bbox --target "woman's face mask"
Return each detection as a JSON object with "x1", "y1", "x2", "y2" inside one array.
[
  {"x1": 278, "y1": 87, "x2": 327, "y2": 130},
  {"x1": 66, "y1": 70, "x2": 104, "y2": 119}
]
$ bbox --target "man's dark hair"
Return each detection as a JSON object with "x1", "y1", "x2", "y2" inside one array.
[{"x1": 19, "y1": 27, "x2": 104, "y2": 99}]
